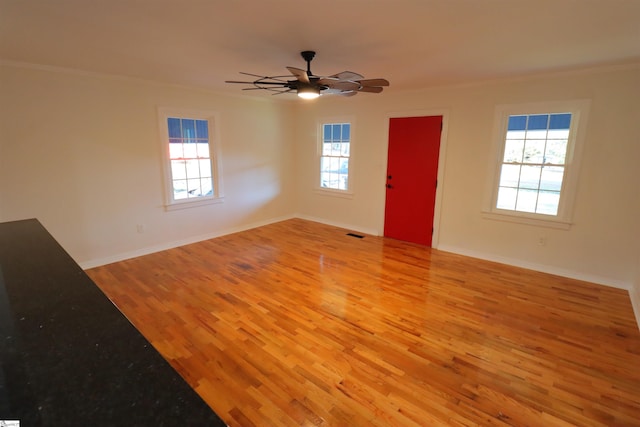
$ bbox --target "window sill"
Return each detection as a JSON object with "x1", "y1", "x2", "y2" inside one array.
[
  {"x1": 164, "y1": 196, "x2": 224, "y2": 211},
  {"x1": 313, "y1": 188, "x2": 354, "y2": 199},
  {"x1": 482, "y1": 210, "x2": 572, "y2": 230}
]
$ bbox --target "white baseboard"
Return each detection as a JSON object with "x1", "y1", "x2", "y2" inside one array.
[
  {"x1": 294, "y1": 214, "x2": 379, "y2": 237},
  {"x1": 81, "y1": 214, "x2": 376, "y2": 270},
  {"x1": 436, "y1": 244, "x2": 631, "y2": 291},
  {"x1": 79, "y1": 214, "x2": 295, "y2": 269}
]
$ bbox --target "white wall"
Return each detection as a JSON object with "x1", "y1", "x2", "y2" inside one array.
[
  {"x1": 294, "y1": 64, "x2": 640, "y2": 291},
  {"x1": 1, "y1": 62, "x2": 638, "y2": 307},
  {"x1": 0, "y1": 64, "x2": 297, "y2": 267}
]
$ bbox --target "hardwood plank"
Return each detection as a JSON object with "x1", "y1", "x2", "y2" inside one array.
[{"x1": 86, "y1": 218, "x2": 640, "y2": 426}]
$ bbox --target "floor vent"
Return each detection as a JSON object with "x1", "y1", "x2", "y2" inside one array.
[{"x1": 346, "y1": 233, "x2": 364, "y2": 239}]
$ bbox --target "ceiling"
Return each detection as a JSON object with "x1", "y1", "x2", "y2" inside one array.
[{"x1": 1, "y1": 0, "x2": 639, "y2": 99}]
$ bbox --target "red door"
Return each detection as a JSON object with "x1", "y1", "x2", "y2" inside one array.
[{"x1": 384, "y1": 116, "x2": 442, "y2": 246}]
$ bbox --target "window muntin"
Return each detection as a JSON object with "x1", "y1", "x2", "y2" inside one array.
[
  {"x1": 320, "y1": 123, "x2": 351, "y2": 191},
  {"x1": 167, "y1": 117, "x2": 213, "y2": 200},
  {"x1": 496, "y1": 113, "x2": 572, "y2": 216}
]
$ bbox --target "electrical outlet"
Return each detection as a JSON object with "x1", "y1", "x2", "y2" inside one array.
[
  {"x1": 136, "y1": 224, "x2": 145, "y2": 233},
  {"x1": 538, "y1": 236, "x2": 547, "y2": 246}
]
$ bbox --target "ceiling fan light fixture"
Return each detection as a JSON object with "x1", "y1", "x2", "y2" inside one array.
[{"x1": 297, "y1": 86, "x2": 320, "y2": 99}]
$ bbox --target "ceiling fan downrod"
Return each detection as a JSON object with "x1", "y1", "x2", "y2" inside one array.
[{"x1": 301, "y1": 51, "x2": 316, "y2": 76}]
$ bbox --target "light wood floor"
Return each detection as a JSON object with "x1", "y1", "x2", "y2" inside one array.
[{"x1": 86, "y1": 219, "x2": 640, "y2": 426}]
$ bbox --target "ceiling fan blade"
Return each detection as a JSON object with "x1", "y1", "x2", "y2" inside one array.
[
  {"x1": 323, "y1": 81, "x2": 361, "y2": 91},
  {"x1": 239, "y1": 72, "x2": 290, "y2": 83},
  {"x1": 272, "y1": 89, "x2": 295, "y2": 96},
  {"x1": 321, "y1": 87, "x2": 346, "y2": 94},
  {"x1": 317, "y1": 77, "x2": 338, "y2": 85},
  {"x1": 286, "y1": 67, "x2": 310, "y2": 84},
  {"x1": 339, "y1": 91, "x2": 358, "y2": 97},
  {"x1": 358, "y1": 86, "x2": 384, "y2": 93},
  {"x1": 328, "y1": 71, "x2": 364, "y2": 81},
  {"x1": 233, "y1": 82, "x2": 289, "y2": 87},
  {"x1": 357, "y1": 78, "x2": 389, "y2": 87},
  {"x1": 237, "y1": 72, "x2": 268, "y2": 79}
]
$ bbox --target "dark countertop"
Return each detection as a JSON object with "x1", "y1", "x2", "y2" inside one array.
[{"x1": 0, "y1": 219, "x2": 227, "y2": 426}]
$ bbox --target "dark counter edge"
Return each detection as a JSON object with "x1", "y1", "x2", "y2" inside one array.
[{"x1": 0, "y1": 218, "x2": 227, "y2": 426}]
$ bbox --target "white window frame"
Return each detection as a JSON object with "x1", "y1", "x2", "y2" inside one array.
[
  {"x1": 315, "y1": 117, "x2": 355, "y2": 198},
  {"x1": 483, "y1": 100, "x2": 590, "y2": 229},
  {"x1": 158, "y1": 107, "x2": 224, "y2": 211}
]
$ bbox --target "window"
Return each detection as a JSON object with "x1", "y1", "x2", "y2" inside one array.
[
  {"x1": 319, "y1": 122, "x2": 351, "y2": 191},
  {"x1": 497, "y1": 112, "x2": 571, "y2": 215},
  {"x1": 158, "y1": 109, "x2": 222, "y2": 210},
  {"x1": 486, "y1": 100, "x2": 590, "y2": 228}
]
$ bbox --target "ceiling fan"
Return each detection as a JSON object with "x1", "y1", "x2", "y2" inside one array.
[{"x1": 225, "y1": 51, "x2": 389, "y2": 99}]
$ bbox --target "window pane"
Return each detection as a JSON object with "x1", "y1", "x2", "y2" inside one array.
[
  {"x1": 330, "y1": 173, "x2": 340, "y2": 189},
  {"x1": 499, "y1": 164, "x2": 520, "y2": 187},
  {"x1": 323, "y1": 124, "x2": 332, "y2": 142},
  {"x1": 195, "y1": 120, "x2": 208, "y2": 139},
  {"x1": 183, "y1": 143, "x2": 197, "y2": 159},
  {"x1": 527, "y1": 114, "x2": 549, "y2": 130},
  {"x1": 202, "y1": 180, "x2": 213, "y2": 196},
  {"x1": 168, "y1": 118, "x2": 181, "y2": 138},
  {"x1": 497, "y1": 187, "x2": 517, "y2": 210},
  {"x1": 331, "y1": 143, "x2": 341, "y2": 156},
  {"x1": 526, "y1": 129, "x2": 547, "y2": 140},
  {"x1": 332, "y1": 124, "x2": 341, "y2": 141},
  {"x1": 506, "y1": 130, "x2": 526, "y2": 141},
  {"x1": 341, "y1": 124, "x2": 350, "y2": 141},
  {"x1": 322, "y1": 143, "x2": 332, "y2": 156},
  {"x1": 503, "y1": 139, "x2": 524, "y2": 163},
  {"x1": 515, "y1": 188, "x2": 538, "y2": 213},
  {"x1": 197, "y1": 143, "x2": 210, "y2": 158},
  {"x1": 320, "y1": 157, "x2": 331, "y2": 172},
  {"x1": 341, "y1": 142, "x2": 350, "y2": 157},
  {"x1": 540, "y1": 166, "x2": 564, "y2": 191},
  {"x1": 339, "y1": 158, "x2": 349, "y2": 174},
  {"x1": 536, "y1": 191, "x2": 560, "y2": 215},
  {"x1": 320, "y1": 172, "x2": 331, "y2": 187},
  {"x1": 182, "y1": 119, "x2": 196, "y2": 142},
  {"x1": 523, "y1": 140, "x2": 545, "y2": 163},
  {"x1": 169, "y1": 143, "x2": 183, "y2": 159},
  {"x1": 338, "y1": 174, "x2": 348, "y2": 190},
  {"x1": 171, "y1": 160, "x2": 186, "y2": 180},
  {"x1": 187, "y1": 178, "x2": 201, "y2": 197},
  {"x1": 199, "y1": 159, "x2": 211, "y2": 178},
  {"x1": 508, "y1": 115, "x2": 527, "y2": 131},
  {"x1": 544, "y1": 139, "x2": 567, "y2": 164},
  {"x1": 549, "y1": 113, "x2": 571, "y2": 130},
  {"x1": 173, "y1": 180, "x2": 188, "y2": 199},
  {"x1": 329, "y1": 157, "x2": 340, "y2": 172},
  {"x1": 547, "y1": 129, "x2": 570, "y2": 140},
  {"x1": 185, "y1": 159, "x2": 201, "y2": 179},
  {"x1": 519, "y1": 165, "x2": 541, "y2": 189}
]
